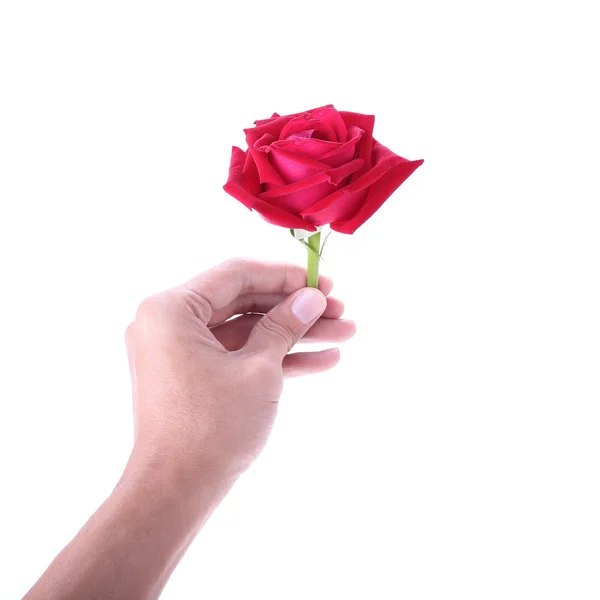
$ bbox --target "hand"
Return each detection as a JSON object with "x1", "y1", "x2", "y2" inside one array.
[
  {"x1": 125, "y1": 258, "x2": 356, "y2": 483},
  {"x1": 24, "y1": 259, "x2": 356, "y2": 600}
]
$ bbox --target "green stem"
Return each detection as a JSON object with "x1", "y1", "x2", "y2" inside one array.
[{"x1": 306, "y1": 231, "x2": 321, "y2": 288}]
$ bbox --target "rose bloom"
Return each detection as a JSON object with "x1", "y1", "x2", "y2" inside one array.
[{"x1": 224, "y1": 105, "x2": 423, "y2": 234}]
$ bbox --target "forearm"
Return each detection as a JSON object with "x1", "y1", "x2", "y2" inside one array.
[
  {"x1": 24, "y1": 448, "x2": 233, "y2": 600},
  {"x1": 23, "y1": 260, "x2": 348, "y2": 598}
]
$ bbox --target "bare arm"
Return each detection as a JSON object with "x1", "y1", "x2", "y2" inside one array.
[
  {"x1": 25, "y1": 450, "x2": 232, "y2": 600},
  {"x1": 24, "y1": 259, "x2": 355, "y2": 599}
]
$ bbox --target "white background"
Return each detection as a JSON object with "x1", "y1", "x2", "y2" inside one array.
[{"x1": 1, "y1": 1, "x2": 599, "y2": 598}]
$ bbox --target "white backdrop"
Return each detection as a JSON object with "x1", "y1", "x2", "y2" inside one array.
[{"x1": 1, "y1": 1, "x2": 599, "y2": 598}]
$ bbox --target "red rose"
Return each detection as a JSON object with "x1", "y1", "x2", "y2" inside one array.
[{"x1": 223, "y1": 105, "x2": 423, "y2": 234}]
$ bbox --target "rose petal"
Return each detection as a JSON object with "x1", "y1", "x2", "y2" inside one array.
[
  {"x1": 271, "y1": 127, "x2": 360, "y2": 171},
  {"x1": 331, "y1": 158, "x2": 424, "y2": 234},
  {"x1": 261, "y1": 158, "x2": 364, "y2": 200},
  {"x1": 280, "y1": 115, "x2": 337, "y2": 142},
  {"x1": 338, "y1": 112, "x2": 375, "y2": 180},
  {"x1": 253, "y1": 201, "x2": 316, "y2": 231},
  {"x1": 301, "y1": 187, "x2": 368, "y2": 227},
  {"x1": 318, "y1": 125, "x2": 363, "y2": 167},
  {"x1": 241, "y1": 146, "x2": 260, "y2": 197},
  {"x1": 269, "y1": 181, "x2": 337, "y2": 214},
  {"x1": 271, "y1": 137, "x2": 340, "y2": 162},
  {"x1": 308, "y1": 106, "x2": 348, "y2": 142},
  {"x1": 244, "y1": 114, "x2": 299, "y2": 148},
  {"x1": 249, "y1": 146, "x2": 286, "y2": 186},
  {"x1": 254, "y1": 132, "x2": 277, "y2": 151},
  {"x1": 253, "y1": 105, "x2": 333, "y2": 127},
  {"x1": 223, "y1": 146, "x2": 314, "y2": 230},
  {"x1": 339, "y1": 111, "x2": 375, "y2": 137},
  {"x1": 221, "y1": 147, "x2": 261, "y2": 209},
  {"x1": 268, "y1": 147, "x2": 331, "y2": 183},
  {"x1": 259, "y1": 158, "x2": 364, "y2": 213},
  {"x1": 343, "y1": 141, "x2": 407, "y2": 192},
  {"x1": 253, "y1": 112, "x2": 281, "y2": 126},
  {"x1": 286, "y1": 130, "x2": 314, "y2": 140},
  {"x1": 301, "y1": 141, "x2": 423, "y2": 227},
  {"x1": 250, "y1": 132, "x2": 287, "y2": 186},
  {"x1": 246, "y1": 105, "x2": 336, "y2": 147}
]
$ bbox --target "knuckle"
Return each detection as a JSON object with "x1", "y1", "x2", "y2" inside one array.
[
  {"x1": 255, "y1": 315, "x2": 295, "y2": 352},
  {"x1": 136, "y1": 293, "x2": 167, "y2": 320},
  {"x1": 135, "y1": 291, "x2": 180, "y2": 327},
  {"x1": 180, "y1": 288, "x2": 212, "y2": 323},
  {"x1": 135, "y1": 294, "x2": 164, "y2": 321},
  {"x1": 220, "y1": 257, "x2": 246, "y2": 273}
]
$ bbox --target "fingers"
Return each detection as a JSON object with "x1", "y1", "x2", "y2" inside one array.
[
  {"x1": 283, "y1": 348, "x2": 341, "y2": 378},
  {"x1": 300, "y1": 315, "x2": 356, "y2": 342},
  {"x1": 182, "y1": 259, "x2": 333, "y2": 325},
  {"x1": 211, "y1": 313, "x2": 356, "y2": 351},
  {"x1": 209, "y1": 293, "x2": 345, "y2": 327},
  {"x1": 243, "y1": 288, "x2": 327, "y2": 361}
]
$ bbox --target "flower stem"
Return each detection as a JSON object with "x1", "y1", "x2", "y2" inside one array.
[{"x1": 306, "y1": 231, "x2": 321, "y2": 288}]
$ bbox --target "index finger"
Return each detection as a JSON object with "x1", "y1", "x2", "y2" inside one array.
[{"x1": 182, "y1": 258, "x2": 333, "y2": 325}]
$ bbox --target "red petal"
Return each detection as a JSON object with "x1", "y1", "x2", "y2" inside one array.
[
  {"x1": 280, "y1": 114, "x2": 337, "y2": 142},
  {"x1": 254, "y1": 132, "x2": 277, "y2": 151},
  {"x1": 241, "y1": 146, "x2": 260, "y2": 196},
  {"x1": 338, "y1": 111, "x2": 375, "y2": 136},
  {"x1": 308, "y1": 106, "x2": 348, "y2": 142},
  {"x1": 271, "y1": 125, "x2": 361, "y2": 169},
  {"x1": 261, "y1": 158, "x2": 364, "y2": 200},
  {"x1": 223, "y1": 147, "x2": 314, "y2": 230},
  {"x1": 267, "y1": 181, "x2": 336, "y2": 215},
  {"x1": 254, "y1": 105, "x2": 333, "y2": 127},
  {"x1": 338, "y1": 112, "x2": 375, "y2": 180},
  {"x1": 301, "y1": 187, "x2": 368, "y2": 227},
  {"x1": 331, "y1": 158, "x2": 424, "y2": 234},
  {"x1": 268, "y1": 147, "x2": 330, "y2": 183},
  {"x1": 301, "y1": 141, "x2": 423, "y2": 227},
  {"x1": 259, "y1": 158, "x2": 364, "y2": 214},
  {"x1": 223, "y1": 147, "x2": 257, "y2": 208},
  {"x1": 247, "y1": 105, "x2": 335, "y2": 141},
  {"x1": 253, "y1": 112, "x2": 281, "y2": 126},
  {"x1": 245, "y1": 114, "x2": 297, "y2": 148},
  {"x1": 271, "y1": 137, "x2": 340, "y2": 162},
  {"x1": 318, "y1": 125, "x2": 363, "y2": 168},
  {"x1": 248, "y1": 146, "x2": 285, "y2": 186},
  {"x1": 253, "y1": 202, "x2": 317, "y2": 231}
]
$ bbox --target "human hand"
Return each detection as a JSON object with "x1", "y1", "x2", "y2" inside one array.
[
  {"x1": 125, "y1": 259, "x2": 355, "y2": 485},
  {"x1": 23, "y1": 259, "x2": 356, "y2": 600}
]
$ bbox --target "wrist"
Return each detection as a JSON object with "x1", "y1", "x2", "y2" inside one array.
[
  {"x1": 129, "y1": 429, "x2": 247, "y2": 487},
  {"x1": 118, "y1": 441, "x2": 236, "y2": 521}
]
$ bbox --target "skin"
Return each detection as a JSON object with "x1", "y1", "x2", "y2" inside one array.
[{"x1": 24, "y1": 258, "x2": 356, "y2": 600}]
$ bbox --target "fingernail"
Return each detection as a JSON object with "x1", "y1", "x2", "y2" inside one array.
[{"x1": 292, "y1": 288, "x2": 327, "y2": 324}]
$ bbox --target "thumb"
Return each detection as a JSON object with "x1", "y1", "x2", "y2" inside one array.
[{"x1": 243, "y1": 287, "x2": 327, "y2": 360}]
